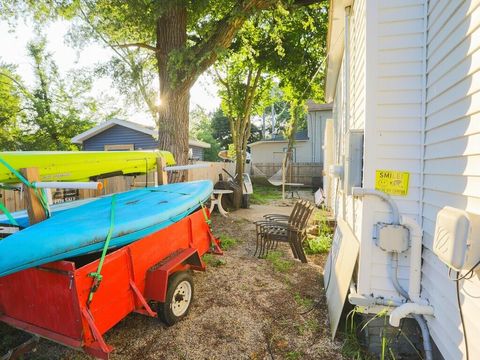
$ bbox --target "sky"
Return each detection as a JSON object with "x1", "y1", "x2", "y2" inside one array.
[{"x1": 0, "y1": 18, "x2": 221, "y2": 126}]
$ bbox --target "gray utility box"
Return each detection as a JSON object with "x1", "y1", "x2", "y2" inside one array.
[{"x1": 375, "y1": 223, "x2": 410, "y2": 253}]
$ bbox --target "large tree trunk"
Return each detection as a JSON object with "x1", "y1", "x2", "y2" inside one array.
[{"x1": 156, "y1": 6, "x2": 189, "y2": 181}]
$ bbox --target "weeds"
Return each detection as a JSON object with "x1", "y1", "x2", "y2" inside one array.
[
  {"x1": 341, "y1": 308, "x2": 373, "y2": 360},
  {"x1": 304, "y1": 234, "x2": 332, "y2": 254},
  {"x1": 202, "y1": 253, "x2": 226, "y2": 267},
  {"x1": 219, "y1": 234, "x2": 238, "y2": 250},
  {"x1": 295, "y1": 318, "x2": 319, "y2": 335},
  {"x1": 286, "y1": 351, "x2": 302, "y2": 360},
  {"x1": 265, "y1": 251, "x2": 294, "y2": 273},
  {"x1": 304, "y1": 214, "x2": 334, "y2": 254},
  {"x1": 293, "y1": 292, "x2": 314, "y2": 309}
]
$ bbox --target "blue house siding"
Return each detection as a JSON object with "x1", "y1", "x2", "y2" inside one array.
[
  {"x1": 82, "y1": 124, "x2": 206, "y2": 160},
  {"x1": 83, "y1": 125, "x2": 158, "y2": 151}
]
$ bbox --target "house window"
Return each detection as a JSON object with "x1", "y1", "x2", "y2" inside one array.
[{"x1": 104, "y1": 144, "x2": 134, "y2": 151}]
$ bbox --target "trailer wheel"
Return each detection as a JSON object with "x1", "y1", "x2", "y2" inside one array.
[{"x1": 158, "y1": 271, "x2": 194, "y2": 326}]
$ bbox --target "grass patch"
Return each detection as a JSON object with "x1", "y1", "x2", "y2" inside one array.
[
  {"x1": 219, "y1": 234, "x2": 238, "y2": 250},
  {"x1": 265, "y1": 251, "x2": 294, "y2": 273},
  {"x1": 293, "y1": 292, "x2": 314, "y2": 309},
  {"x1": 202, "y1": 253, "x2": 226, "y2": 267},
  {"x1": 250, "y1": 185, "x2": 282, "y2": 205},
  {"x1": 286, "y1": 351, "x2": 302, "y2": 360},
  {"x1": 295, "y1": 318, "x2": 319, "y2": 335}
]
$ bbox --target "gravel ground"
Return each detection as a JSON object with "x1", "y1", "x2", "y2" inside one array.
[{"x1": 0, "y1": 207, "x2": 343, "y2": 360}]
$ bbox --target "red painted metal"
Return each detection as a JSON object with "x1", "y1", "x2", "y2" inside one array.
[{"x1": 0, "y1": 209, "x2": 220, "y2": 359}]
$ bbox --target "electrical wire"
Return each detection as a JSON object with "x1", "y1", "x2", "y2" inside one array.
[
  {"x1": 455, "y1": 271, "x2": 469, "y2": 360},
  {"x1": 448, "y1": 259, "x2": 480, "y2": 281}
]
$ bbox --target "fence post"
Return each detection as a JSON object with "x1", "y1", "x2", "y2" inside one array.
[{"x1": 156, "y1": 157, "x2": 168, "y2": 185}]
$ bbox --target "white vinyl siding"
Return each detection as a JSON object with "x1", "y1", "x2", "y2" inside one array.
[
  {"x1": 422, "y1": 1, "x2": 480, "y2": 359},
  {"x1": 355, "y1": 0, "x2": 425, "y2": 299}
]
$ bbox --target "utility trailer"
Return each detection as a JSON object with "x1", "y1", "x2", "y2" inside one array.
[{"x1": 0, "y1": 209, "x2": 221, "y2": 359}]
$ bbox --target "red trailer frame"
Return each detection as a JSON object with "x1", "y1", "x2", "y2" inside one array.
[{"x1": 0, "y1": 209, "x2": 221, "y2": 359}]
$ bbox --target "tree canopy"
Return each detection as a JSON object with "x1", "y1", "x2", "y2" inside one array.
[
  {"x1": 1, "y1": 0, "x2": 325, "y2": 174},
  {"x1": 0, "y1": 38, "x2": 121, "y2": 151}
]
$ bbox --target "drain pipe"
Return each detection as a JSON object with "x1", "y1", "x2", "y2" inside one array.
[{"x1": 352, "y1": 187, "x2": 433, "y2": 360}]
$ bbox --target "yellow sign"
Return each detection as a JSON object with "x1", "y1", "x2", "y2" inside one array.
[{"x1": 375, "y1": 170, "x2": 410, "y2": 196}]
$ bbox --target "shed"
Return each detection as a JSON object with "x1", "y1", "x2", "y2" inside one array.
[
  {"x1": 324, "y1": 1, "x2": 480, "y2": 359},
  {"x1": 71, "y1": 119, "x2": 210, "y2": 160}
]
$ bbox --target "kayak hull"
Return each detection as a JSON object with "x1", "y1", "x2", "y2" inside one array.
[{"x1": 0, "y1": 180, "x2": 213, "y2": 277}]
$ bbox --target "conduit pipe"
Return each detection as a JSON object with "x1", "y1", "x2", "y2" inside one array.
[
  {"x1": 351, "y1": 187, "x2": 399, "y2": 223},
  {"x1": 400, "y1": 215, "x2": 425, "y2": 305}
]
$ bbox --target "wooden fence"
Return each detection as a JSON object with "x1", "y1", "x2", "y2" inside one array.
[
  {"x1": 0, "y1": 162, "x2": 228, "y2": 213},
  {"x1": 251, "y1": 162, "x2": 323, "y2": 187}
]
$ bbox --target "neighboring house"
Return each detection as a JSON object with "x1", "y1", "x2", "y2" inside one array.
[
  {"x1": 71, "y1": 119, "x2": 210, "y2": 160},
  {"x1": 249, "y1": 101, "x2": 332, "y2": 163},
  {"x1": 325, "y1": 1, "x2": 480, "y2": 360}
]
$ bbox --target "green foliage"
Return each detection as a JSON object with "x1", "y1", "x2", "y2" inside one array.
[
  {"x1": 293, "y1": 292, "x2": 314, "y2": 309},
  {"x1": 304, "y1": 212, "x2": 334, "y2": 254},
  {"x1": 342, "y1": 309, "x2": 373, "y2": 360},
  {"x1": 190, "y1": 106, "x2": 222, "y2": 161},
  {"x1": 219, "y1": 234, "x2": 238, "y2": 251},
  {"x1": 304, "y1": 234, "x2": 332, "y2": 255},
  {"x1": 0, "y1": 38, "x2": 122, "y2": 151},
  {"x1": 0, "y1": 64, "x2": 22, "y2": 150},
  {"x1": 202, "y1": 253, "x2": 226, "y2": 267},
  {"x1": 250, "y1": 185, "x2": 282, "y2": 205},
  {"x1": 265, "y1": 250, "x2": 293, "y2": 273},
  {"x1": 286, "y1": 351, "x2": 302, "y2": 360}
]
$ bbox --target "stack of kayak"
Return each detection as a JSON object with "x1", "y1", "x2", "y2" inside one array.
[{"x1": 0, "y1": 151, "x2": 213, "y2": 277}]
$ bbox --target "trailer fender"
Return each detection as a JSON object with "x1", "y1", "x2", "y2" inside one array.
[{"x1": 145, "y1": 248, "x2": 204, "y2": 303}]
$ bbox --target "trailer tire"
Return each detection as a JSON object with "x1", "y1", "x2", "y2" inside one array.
[{"x1": 157, "y1": 271, "x2": 194, "y2": 326}]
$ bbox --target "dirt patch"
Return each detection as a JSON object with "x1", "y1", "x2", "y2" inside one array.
[{"x1": 0, "y1": 212, "x2": 343, "y2": 360}]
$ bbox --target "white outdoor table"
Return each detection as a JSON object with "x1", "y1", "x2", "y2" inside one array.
[
  {"x1": 209, "y1": 189, "x2": 233, "y2": 217},
  {"x1": 284, "y1": 183, "x2": 303, "y2": 198}
]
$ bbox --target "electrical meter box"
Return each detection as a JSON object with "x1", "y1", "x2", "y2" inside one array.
[
  {"x1": 433, "y1": 206, "x2": 480, "y2": 271},
  {"x1": 344, "y1": 130, "x2": 364, "y2": 195}
]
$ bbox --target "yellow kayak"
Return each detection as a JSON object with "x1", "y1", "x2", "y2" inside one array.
[{"x1": 0, "y1": 150, "x2": 175, "y2": 184}]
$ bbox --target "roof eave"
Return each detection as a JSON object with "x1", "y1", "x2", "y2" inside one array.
[{"x1": 325, "y1": 0, "x2": 351, "y2": 103}]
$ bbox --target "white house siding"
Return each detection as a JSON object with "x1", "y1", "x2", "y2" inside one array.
[
  {"x1": 355, "y1": 0, "x2": 425, "y2": 299},
  {"x1": 422, "y1": 1, "x2": 480, "y2": 359},
  {"x1": 250, "y1": 141, "x2": 311, "y2": 163},
  {"x1": 329, "y1": 0, "x2": 366, "y2": 249}
]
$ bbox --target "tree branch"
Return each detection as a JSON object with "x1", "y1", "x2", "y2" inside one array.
[
  {"x1": 180, "y1": 0, "x2": 277, "y2": 91},
  {"x1": 115, "y1": 43, "x2": 157, "y2": 52}
]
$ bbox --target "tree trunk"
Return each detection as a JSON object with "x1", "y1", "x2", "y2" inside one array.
[{"x1": 156, "y1": 6, "x2": 189, "y2": 181}]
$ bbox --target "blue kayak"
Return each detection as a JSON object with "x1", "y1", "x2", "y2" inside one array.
[
  {"x1": 0, "y1": 180, "x2": 213, "y2": 277},
  {"x1": 0, "y1": 198, "x2": 98, "y2": 228}
]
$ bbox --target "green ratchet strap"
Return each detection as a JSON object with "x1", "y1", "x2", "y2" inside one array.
[
  {"x1": 0, "y1": 202, "x2": 19, "y2": 227},
  {"x1": 87, "y1": 194, "x2": 117, "y2": 306},
  {"x1": 0, "y1": 157, "x2": 50, "y2": 217},
  {"x1": 198, "y1": 199, "x2": 211, "y2": 226}
]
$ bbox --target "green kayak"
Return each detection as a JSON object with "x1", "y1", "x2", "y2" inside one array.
[{"x1": 0, "y1": 150, "x2": 175, "y2": 184}]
